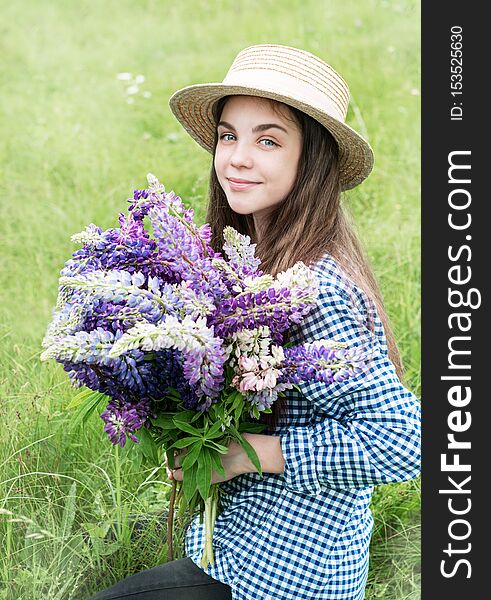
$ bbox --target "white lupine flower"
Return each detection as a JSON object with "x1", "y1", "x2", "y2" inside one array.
[
  {"x1": 147, "y1": 173, "x2": 165, "y2": 194},
  {"x1": 135, "y1": 74, "x2": 145, "y2": 84},
  {"x1": 117, "y1": 72, "x2": 133, "y2": 80},
  {"x1": 42, "y1": 304, "x2": 86, "y2": 348},
  {"x1": 263, "y1": 369, "x2": 278, "y2": 388},
  {"x1": 230, "y1": 326, "x2": 273, "y2": 364},
  {"x1": 176, "y1": 281, "x2": 216, "y2": 318},
  {"x1": 71, "y1": 224, "x2": 104, "y2": 246},
  {"x1": 274, "y1": 261, "x2": 315, "y2": 290},
  {"x1": 241, "y1": 273, "x2": 274, "y2": 293},
  {"x1": 109, "y1": 315, "x2": 214, "y2": 358},
  {"x1": 271, "y1": 345, "x2": 285, "y2": 365},
  {"x1": 126, "y1": 85, "x2": 139, "y2": 95}
]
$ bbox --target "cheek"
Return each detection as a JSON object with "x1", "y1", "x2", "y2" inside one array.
[{"x1": 214, "y1": 152, "x2": 227, "y2": 180}]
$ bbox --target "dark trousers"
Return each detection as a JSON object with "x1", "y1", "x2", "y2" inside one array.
[{"x1": 88, "y1": 558, "x2": 233, "y2": 599}]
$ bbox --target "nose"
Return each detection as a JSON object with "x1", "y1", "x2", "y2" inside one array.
[{"x1": 229, "y1": 141, "x2": 253, "y2": 169}]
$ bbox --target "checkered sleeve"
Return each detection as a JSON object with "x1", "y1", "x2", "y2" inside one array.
[{"x1": 279, "y1": 276, "x2": 421, "y2": 495}]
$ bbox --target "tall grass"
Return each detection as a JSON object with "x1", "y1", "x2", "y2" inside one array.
[{"x1": 1, "y1": 0, "x2": 420, "y2": 597}]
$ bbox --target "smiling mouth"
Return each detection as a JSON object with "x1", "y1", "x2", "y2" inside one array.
[
  {"x1": 228, "y1": 178, "x2": 261, "y2": 184},
  {"x1": 227, "y1": 178, "x2": 262, "y2": 190}
]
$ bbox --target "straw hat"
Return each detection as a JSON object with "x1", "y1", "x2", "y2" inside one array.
[{"x1": 169, "y1": 44, "x2": 374, "y2": 191}]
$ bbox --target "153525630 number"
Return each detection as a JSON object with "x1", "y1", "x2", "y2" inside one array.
[{"x1": 450, "y1": 25, "x2": 463, "y2": 97}]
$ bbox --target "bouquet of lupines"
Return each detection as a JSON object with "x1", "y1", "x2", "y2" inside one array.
[{"x1": 40, "y1": 174, "x2": 365, "y2": 568}]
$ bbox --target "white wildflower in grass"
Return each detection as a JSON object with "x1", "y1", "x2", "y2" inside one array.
[
  {"x1": 116, "y1": 72, "x2": 150, "y2": 104},
  {"x1": 166, "y1": 132, "x2": 179, "y2": 143}
]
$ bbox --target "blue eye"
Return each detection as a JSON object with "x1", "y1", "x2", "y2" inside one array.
[
  {"x1": 219, "y1": 133, "x2": 235, "y2": 141},
  {"x1": 260, "y1": 139, "x2": 278, "y2": 147}
]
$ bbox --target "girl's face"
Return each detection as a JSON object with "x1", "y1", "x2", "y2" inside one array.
[{"x1": 214, "y1": 96, "x2": 302, "y2": 228}]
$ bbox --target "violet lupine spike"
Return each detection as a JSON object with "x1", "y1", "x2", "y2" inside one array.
[
  {"x1": 208, "y1": 286, "x2": 312, "y2": 342},
  {"x1": 101, "y1": 398, "x2": 153, "y2": 447},
  {"x1": 277, "y1": 343, "x2": 366, "y2": 385}
]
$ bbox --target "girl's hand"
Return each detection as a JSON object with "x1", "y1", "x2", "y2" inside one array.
[
  {"x1": 164, "y1": 434, "x2": 284, "y2": 483},
  {"x1": 164, "y1": 439, "x2": 250, "y2": 484}
]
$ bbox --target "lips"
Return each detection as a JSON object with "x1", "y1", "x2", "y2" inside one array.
[
  {"x1": 228, "y1": 178, "x2": 260, "y2": 184},
  {"x1": 227, "y1": 178, "x2": 261, "y2": 191}
]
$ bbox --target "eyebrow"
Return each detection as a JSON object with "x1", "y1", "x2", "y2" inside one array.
[{"x1": 217, "y1": 120, "x2": 289, "y2": 135}]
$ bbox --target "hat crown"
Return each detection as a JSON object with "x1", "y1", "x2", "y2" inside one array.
[{"x1": 222, "y1": 44, "x2": 350, "y2": 122}]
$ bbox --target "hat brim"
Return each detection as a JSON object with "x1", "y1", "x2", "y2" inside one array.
[{"x1": 168, "y1": 83, "x2": 374, "y2": 191}]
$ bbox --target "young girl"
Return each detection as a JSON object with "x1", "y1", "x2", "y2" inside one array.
[{"x1": 91, "y1": 44, "x2": 421, "y2": 600}]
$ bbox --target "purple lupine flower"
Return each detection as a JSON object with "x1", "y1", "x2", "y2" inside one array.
[
  {"x1": 101, "y1": 398, "x2": 153, "y2": 447},
  {"x1": 277, "y1": 344, "x2": 365, "y2": 385},
  {"x1": 208, "y1": 286, "x2": 311, "y2": 342}
]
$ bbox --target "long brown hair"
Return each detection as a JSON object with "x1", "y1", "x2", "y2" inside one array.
[{"x1": 207, "y1": 96, "x2": 404, "y2": 426}]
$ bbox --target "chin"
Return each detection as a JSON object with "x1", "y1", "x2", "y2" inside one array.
[{"x1": 224, "y1": 198, "x2": 253, "y2": 215}]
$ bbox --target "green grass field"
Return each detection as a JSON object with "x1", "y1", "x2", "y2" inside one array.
[{"x1": 1, "y1": 0, "x2": 420, "y2": 597}]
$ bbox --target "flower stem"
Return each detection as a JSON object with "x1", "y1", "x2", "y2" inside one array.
[
  {"x1": 167, "y1": 478, "x2": 177, "y2": 561},
  {"x1": 201, "y1": 487, "x2": 218, "y2": 568},
  {"x1": 114, "y1": 444, "x2": 122, "y2": 541}
]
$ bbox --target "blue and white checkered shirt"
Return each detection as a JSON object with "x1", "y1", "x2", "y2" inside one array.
[{"x1": 185, "y1": 253, "x2": 421, "y2": 599}]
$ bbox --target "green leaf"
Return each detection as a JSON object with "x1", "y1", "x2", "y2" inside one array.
[
  {"x1": 204, "y1": 420, "x2": 224, "y2": 440},
  {"x1": 173, "y1": 410, "x2": 196, "y2": 423},
  {"x1": 238, "y1": 422, "x2": 266, "y2": 434},
  {"x1": 165, "y1": 448, "x2": 176, "y2": 469},
  {"x1": 135, "y1": 427, "x2": 158, "y2": 464},
  {"x1": 203, "y1": 440, "x2": 229, "y2": 453},
  {"x1": 231, "y1": 393, "x2": 244, "y2": 410},
  {"x1": 173, "y1": 419, "x2": 203, "y2": 436},
  {"x1": 60, "y1": 482, "x2": 77, "y2": 540},
  {"x1": 183, "y1": 462, "x2": 198, "y2": 503},
  {"x1": 66, "y1": 387, "x2": 96, "y2": 410},
  {"x1": 232, "y1": 394, "x2": 245, "y2": 422},
  {"x1": 196, "y1": 448, "x2": 212, "y2": 501},
  {"x1": 166, "y1": 386, "x2": 182, "y2": 399},
  {"x1": 181, "y1": 441, "x2": 203, "y2": 470},
  {"x1": 151, "y1": 414, "x2": 175, "y2": 429},
  {"x1": 209, "y1": 449, "x2": 226, "y2": 478},
  {"x1": 229, "y1": 425, "x2": 263, "y2": 477},
  {"x1": 248, "y1": 405, "x2": 261, "y2": 420},
  {"x1": 170, "y1": 436, "x2": 202, "y2": 449},
  {"x1": 69, "y1": 390, "x2": 108, "y2": 431}
]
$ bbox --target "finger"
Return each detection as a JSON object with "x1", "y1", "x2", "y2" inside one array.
[
  {"x1": 174, "y1": 448, "x2": 188, "y2": 469},
  {"x1": 172, "y1": 468, "x2": 183, "y2": 481}
]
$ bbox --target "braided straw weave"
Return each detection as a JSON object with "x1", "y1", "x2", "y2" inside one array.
[{"x1": 169, "y1": 44, "x2": 374, "y2": 191}]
